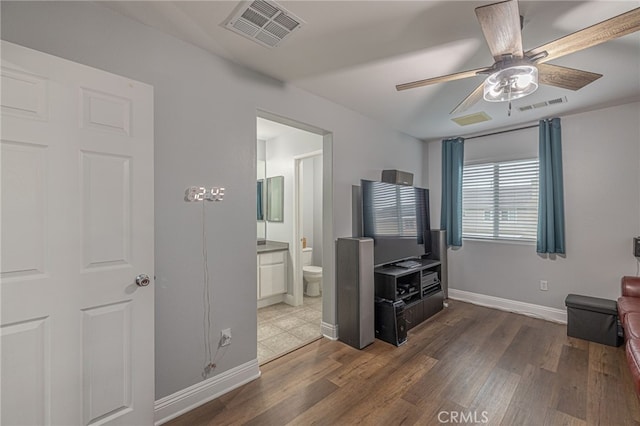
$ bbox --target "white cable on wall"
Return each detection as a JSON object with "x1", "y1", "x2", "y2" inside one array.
[
  {"x1": 202, "y1": 201, "x2": 214, "y2": 378},
  {"x1": 184, "y1": 186, "x2": 225, "y2": 379}
]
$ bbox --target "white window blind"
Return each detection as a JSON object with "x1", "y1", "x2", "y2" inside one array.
[
  {"x1": 462, "y1": 158, "x2": 539, "y2": 241},
  {"x1": 370, "y1": 185, "x2": 418, "y2": 236}
]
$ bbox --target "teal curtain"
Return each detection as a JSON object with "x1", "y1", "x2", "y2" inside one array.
[
  {"x1": 440, "y1": 137, "x2": 464, "y2": 247},
  {"x1": 537, "y1": 118, "x2": 566, "y2": 254}
]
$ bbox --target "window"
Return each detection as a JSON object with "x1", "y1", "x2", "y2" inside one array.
[{"x1": 462, "y1": 158, "x2": 539, "y2": 241}]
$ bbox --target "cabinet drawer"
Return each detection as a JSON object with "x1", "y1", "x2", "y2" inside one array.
[
  {"x1": 259, "y1": 250, "x2": 286, "y2": 265},
  {"x1": 259, "y1": 263, "x2": 286, "y2": 298},
  {"x1": 423, "y1": 291, "x2": 444, "y2": 320},
  {"x1": 404, "y1": 301, "x2": 424, "y2": 330}
]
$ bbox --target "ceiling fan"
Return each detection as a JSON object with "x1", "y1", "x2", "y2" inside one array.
[{"x1": 396, "y1": 0, "x2": 640, "y2": 115}]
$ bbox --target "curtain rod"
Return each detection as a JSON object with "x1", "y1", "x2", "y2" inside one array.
[{"x1": 464, "y1": 123, "x2": 539, "y2": 141}]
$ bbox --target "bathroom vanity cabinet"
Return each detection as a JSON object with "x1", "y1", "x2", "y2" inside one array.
[{"x1": 257, "y1": 249, "x2": 288, "y2": 300}]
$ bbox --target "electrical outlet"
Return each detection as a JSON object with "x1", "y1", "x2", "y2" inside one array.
[
  {"x1": 540, "y1": 280, "x2": 548, "y2": 291},
  {"x1": 220, "y1": 328, "x2": 232, "y2": 347}
]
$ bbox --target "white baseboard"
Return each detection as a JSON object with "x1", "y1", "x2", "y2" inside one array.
[
  {"x1": 258, "y1": 294, "x2": 285, "y2": 309},
  {"x1": 321, "y1": 321, "x2": 338, "y2": 340},
  {"x1": 448, "y1": 288, "x2": 567, "y2": 324},
  {"x1": 154, "y1": 359, "x2": 261, "y2": 425}
]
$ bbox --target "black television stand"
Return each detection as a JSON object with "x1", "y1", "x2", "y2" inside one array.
[{"x1": 374, "y1": 258, "x2": 444, "y2": 346}]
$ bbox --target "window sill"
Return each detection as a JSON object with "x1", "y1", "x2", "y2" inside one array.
[{"x1": 462, "y1": 237, "x2": 536, "y2": 246}]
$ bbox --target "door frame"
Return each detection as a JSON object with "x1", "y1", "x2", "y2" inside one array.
[
  {"x1": 292, "y1": 150, "x2": 323, "y2": 307},
  {"x1": 255, "y1": 110, "x2": 336, "y2": 339}
]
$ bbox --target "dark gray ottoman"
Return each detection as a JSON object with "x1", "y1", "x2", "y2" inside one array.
[{"x1": 565, "y1": 294, "x2": 623, "y2": 347}]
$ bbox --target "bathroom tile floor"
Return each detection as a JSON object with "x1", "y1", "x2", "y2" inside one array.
[{"x1": 257, "y1": 296, "x2": 323, "y2": 364}]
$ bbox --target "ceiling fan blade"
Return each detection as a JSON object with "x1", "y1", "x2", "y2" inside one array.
[
  {"x1": 450, "y1": 82, "x2": 485, "y2": 115},
  {"x1": 526, "y1": 7, "x2": 640, "y2": 63},
  {"x1": 537, "y1": 63, "x2": 602, "y2": 91},
  {"x1": 475, "y1": 0, "x2": 523, "y2": 61},
  {"x1": 396, "y1": 67, "x2": 490, "y2": 91}
]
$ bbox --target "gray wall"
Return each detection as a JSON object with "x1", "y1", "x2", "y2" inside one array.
[
  {"x1": 427, "y1": 102, "x2": 640, "y2": 309},
  {"x1": 1, "y1": 1, "x2": 425, "y2": 399}
]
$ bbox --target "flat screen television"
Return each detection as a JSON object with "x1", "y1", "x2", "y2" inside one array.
[{"x1": 361, "y1": 179, "x2": 431, "y2": 267}]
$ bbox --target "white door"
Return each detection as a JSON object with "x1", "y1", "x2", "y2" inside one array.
[{"x1": 1, "y1": 41, "x2": 154, "y2": 425}]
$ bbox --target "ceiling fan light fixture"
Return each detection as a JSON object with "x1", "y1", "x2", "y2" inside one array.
[{"x1": 483, "y1": 64, "x2": 539, "y2": 102}]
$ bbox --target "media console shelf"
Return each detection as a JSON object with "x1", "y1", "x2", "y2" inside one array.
[{"x1": 374, "y1": 259, "x2": 444, "y2": 340}]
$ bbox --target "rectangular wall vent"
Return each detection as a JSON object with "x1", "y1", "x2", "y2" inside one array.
[
  {"x1": 224, "y1": 0, "x2": 304, "y2": 48},
  {"x1": 451, "y1": 111, "x2": 492, "y2": 126},
  {"x1": 519, "y1": 96, "x2": 568, "y2": 112}
]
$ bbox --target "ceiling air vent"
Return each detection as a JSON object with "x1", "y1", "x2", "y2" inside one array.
[
  {"x1": 451, "y1": 111, "x2": 492, "y2": 126},
  {"x1": 519, "y1": 96, "x2": 568, "y2": 112},
  {"x1": 224, "y1": 0, "x2": 304, "y2": 48}
]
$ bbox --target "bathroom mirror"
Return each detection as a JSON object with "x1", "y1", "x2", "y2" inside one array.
[{"x1": 266, "y1": 175, "x2": 284, "y2": 222}]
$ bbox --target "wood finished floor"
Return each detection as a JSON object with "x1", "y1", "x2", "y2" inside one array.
[{"x1": 166, "y1": 301, "x2": 640, "y2": 425}]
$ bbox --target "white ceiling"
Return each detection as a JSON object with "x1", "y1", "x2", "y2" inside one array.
[{"x1": 103, "y1": 1, "x2": 640, "y2": 140}]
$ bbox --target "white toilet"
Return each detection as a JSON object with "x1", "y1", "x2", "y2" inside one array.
[{"x1": 302, "y1": 247, "x2": 322, "y2": 297}]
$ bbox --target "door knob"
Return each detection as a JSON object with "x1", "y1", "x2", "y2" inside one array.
[{"x1": 135, "y1": 274, "x2": 151, "y2": 287}]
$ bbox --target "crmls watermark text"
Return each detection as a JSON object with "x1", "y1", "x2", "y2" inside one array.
[{"x1": 437, "y1": 410, "x2": 489, "y2": 424}]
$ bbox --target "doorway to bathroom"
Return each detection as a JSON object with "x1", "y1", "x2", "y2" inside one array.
[
  {"x1": 294, "y1": 151, "x2": 323, "y2": 304},
  {"x1": 256, "y1": 113, "x2": 330, "y2": 365}
]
